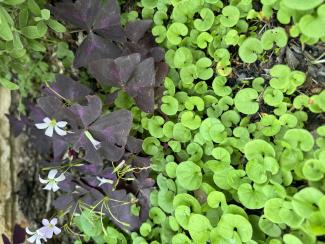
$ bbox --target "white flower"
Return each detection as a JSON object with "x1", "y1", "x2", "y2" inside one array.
[
  {"x1": 38, "y1": 218, "x2": 61, "y2": 239},
  {"x1": 96, "y1": 176, "x2": 114, "y2": 186},
  {"x1": 26, "y1": 227, "x2": 47, "y2": 244},
  {"x1": 84, "y1": 130, "x2": 101, "y2": 150},
  {"x1": 35, "y1": 117, "x2": 68, "y2": 137},
  {"x1": 39, "y1": 169, "x2": 66, "y2": 192}
]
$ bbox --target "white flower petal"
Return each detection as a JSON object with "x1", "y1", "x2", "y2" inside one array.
[
  {"x1": 26, "y1": 227, "x2": 35, "y2": 235},
  {"x1": 51, "y1": 183, "x2": 60, "y2": 192},
  {"x1": 54, "y1": 126, "x2": 67, "y2": 136},
  {"x1": 56, "y1": 121, "x2": 67, "y2": 128},
  {"x1": 55, "y1": 174, "x2": 65, "y2": 182},
  {"x1": 42, "y1": 219, "x2": 50, "y2": 226},
  {"x1": 27, "y1": 235, "x2": 37, "y2": 243},
  {"x1": 45, "y1": 126, "x2": 54, "y2": 137},
  {"x1": 39, "y1": 176, "x2": 49, "y2": 184},
  {"x1": 43, "y1": 184, "x2": 53, "y2": 191},
  {"x1": 35, "y1": 122, "x2": 49, "y2": 130},
  {"x1": 50, "y1": 218, "x2": 58, "y2": 225},
  {"x1": 38, "y1": 226, "x2": 53, "y2": 239},
  {"x1": 53, "y1": 226, "x2": 61, "y2": 235},
  {"x1": 48, "y1": 169, "x2": 58, "y2": 179},
  {"x1": 43, "y1": 117, "x2": 51, "y2": 123},
  {"x1": 35, "y1": 238, "x2": 42, "y2": 244}
]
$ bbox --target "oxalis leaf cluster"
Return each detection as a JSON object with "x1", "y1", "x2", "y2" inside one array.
[
  {"x1": 5, "y1": 0, "x2": 325, "y2": 243},
  {"x1": 9, "y1": 0, "x2": 168, "y2": 242},
  {"x1": 127, "y1": 0, "x2": 325, "y2": 243}
]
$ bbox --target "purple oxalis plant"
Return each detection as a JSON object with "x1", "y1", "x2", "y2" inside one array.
[{"x1": 9, "y1": 0, "x2": 168, "y2": 235}]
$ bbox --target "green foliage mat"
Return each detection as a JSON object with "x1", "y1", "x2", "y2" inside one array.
[{"x1": 128, "y1": 0, "x2": 325, "y2": 243}]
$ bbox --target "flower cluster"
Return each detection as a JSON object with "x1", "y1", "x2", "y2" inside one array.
[{"x1": 26, "y1": 218, "x2": 61, "y2": 244}]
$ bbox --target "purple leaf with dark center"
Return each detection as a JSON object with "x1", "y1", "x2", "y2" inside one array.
[
  {"x1": 88, "y1": 55, "x2": 156, "y2": 113},
  {"x1": 88, "y1": 53, "x2": 141, "y2": 88},
  {"x1": 52, "y1": 137, "x2": 69, "y2": 160},
  {"x1": 74, "y1": 33, "x2": 122, "y2": 68},
  {"x1": 99, "y1": 185, "x2": 141, "y2": 232},
  {"x1": 126, "y1": 136, "x2": 143, "y2": 154},
  {"x1": 53, "y1": 194, "x2": 75, "y2": 211},
  {"x1": 69, "y1": 95, "x2": 102, "y2": 128},
  {"x1": 50, "y1": 0, "x2": 124, "y2": 41},
  {"x1": 125, "y1": 20, "x2": 152, "y2": 42},
  {"x1": 43, "y1": 75, "x2": 91, "y2": 102},
  {"x1": 37, "y1": 96, "x2": 64, "y2": 118},
  {"x1": 90, "y1": 109, "x2": 133, "y2": 161},
  {"x1": 125, "y1": 58, "x2": 156, "y2": 113},
  {"x1": 66, "y1": 96, "x2": 133, "y2": 163},
  {"x1": 92, "y1": 1, "x2": 124, "y2": 41},
  {"x1": 150, "y1": 47, "x2": 165, "y2": 63}
]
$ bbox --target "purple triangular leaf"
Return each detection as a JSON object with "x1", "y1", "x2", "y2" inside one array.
[
  {"x1": 125, "y1": 20, "x2": 152, "y2": 42},
  {"x1": 125, "y1": 58, "x2": 156, "y2": 113},
  {"x1": 74, "y1": 33, "x2": 122, "y2": 68},
  {"x1": 88, "y1": 53, "x2": 141, "y2": 88},
  {"x1": 66, "y1": 130, "x2": 102, "y2": 164},
  {"x1": 43, "y1": 75, "x2": 91, "y2": 102},
  {"x1": 126, "y1": 136, "x2": 143, "y2": 154},
  {"x1": 37, "y1": 96, "x2": 64, "y2": 118},
  {"x1": 53, "y1": 138, "x2": 69, "y2": 161},
  {"x1": 89, "y1": 109, "x2": 133, "y2": 161},
  {"x1": 69, "y1": 95, "x2": 102, "y2": 128},
  {"x1": 50, "y1": 0, "x2": 101, "y2": 31},
  {"x1": 93, "y1": 0, "x2": 125, "y2": 41}
]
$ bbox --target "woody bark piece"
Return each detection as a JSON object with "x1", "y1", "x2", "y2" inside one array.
[
  {"x1": 0, "y1": 88, "x2": 27, "y2": 244},
  {"x1": 0, "y1": 87, "x2": 12, "y2": 239}
]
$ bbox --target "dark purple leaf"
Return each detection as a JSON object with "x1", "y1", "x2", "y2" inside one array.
[
  {"x1": 51, "y1": 0, "x2": 124, "y2": 41},
  {"x1": 90, "y1": 109, "x2": 133, "y2": 161},
  {"x1": 99, "y1": 186, "x2": 141, "y2": 232},
  {"x1": 87, "y1": 53, "x2": 141, "y2": 88},
  {"x1": 37, "y1": 96, "x2": 64, "y2": 118},
  {"x1": 1, "y1": 234, "x2": 10, "y2": 244},
  {"x1": 43, "y1": 75, "x2": 91, "y2": 102},
  {"x1": 74, "y1": 33, "x2": 122, "y2": 68},
  {"x1": 67, "y1": 130, "x2": 102, "y2": 164},
  {"x1": 149, "y1": 47, "x2": 165, "y2": 63},
  {"x1": 155, "y1": 62, "x2": 169, "y2": 86},
  {"x1": 6, "y1": 115, "x2": 27, "y2": 137},
  {"x1": 125, "y1": 20, "x2": 152, "y2": 42},
  {"x1": 69, "y1": 95, "x2": 102, "y2": 128},
  {"x1": 79, "y1": 163, "x2": 103, "y2": 175},
  {"x1": 126, "y1": 136, "x2": 143, "y2": 154},
  {"x1": 50, "y1": 0, "x2": 99, "y2": 30},
  {"x1": 53, "y1": 194, "x2": 75, "y2": 210},
  {"x1": 53, "y1": 138, "x2": 69, "y2": 160},
  {"x1": 125, "y1": 58, "x2": 156, "y2": 113},
  {"x1": 105, "y1": 91, "x2": 119, "y2": 106},
  {"x1": 12, "y1": 224, "x2": 26, "y2": 244},
  {"x1": 93, "y1": 0, "x2": 125, "y2": 41}
]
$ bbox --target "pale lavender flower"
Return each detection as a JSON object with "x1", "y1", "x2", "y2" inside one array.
[
  {"x1": 39, "y1": 169, "x2": 65, "y2": 192},
  {"x1": 38, "y1": 218, "x2": 61, "y2": 239},
  {"x1": 35, "y1": 117, "x2": 68, "y2": 137},
  {"x1": 25, "y1": 227, "x2": 47, "y2": 244}
]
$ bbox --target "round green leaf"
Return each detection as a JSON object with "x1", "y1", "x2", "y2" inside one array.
[
  {"x1": 234, "y1": 88, "x2": 259, "y2": 114},
  {"x1": 176, "y1": 161, "x2": 202, "y2": 191}
]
